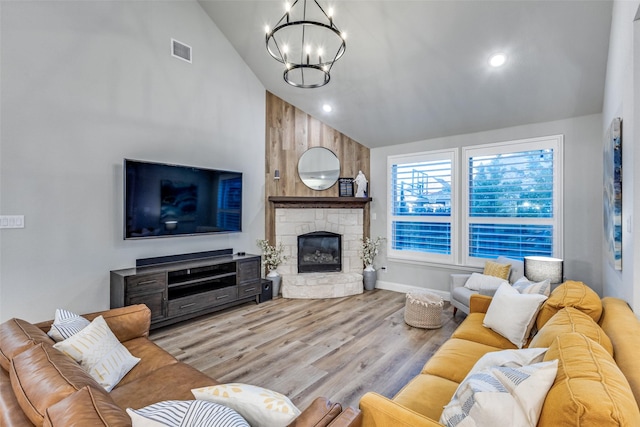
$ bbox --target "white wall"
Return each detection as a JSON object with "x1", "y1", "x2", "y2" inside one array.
[
  {"x1": 370, "y1": 114, "x2": 603, "y2": 297},
  {"x1": 601, "y1": 0, "x2": 640, "y2": 313},
  {"x1": 0, "y1": 1, "x2": 266, "y2": 322}
]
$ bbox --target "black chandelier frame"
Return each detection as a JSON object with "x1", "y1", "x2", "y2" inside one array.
[{"x1": 265, "y1": 0, "x2": 346, "y2": 88}]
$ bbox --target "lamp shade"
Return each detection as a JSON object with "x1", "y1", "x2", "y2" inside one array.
[{"x1": 524, "y1": 256, "x2": 563, "y2": 284}]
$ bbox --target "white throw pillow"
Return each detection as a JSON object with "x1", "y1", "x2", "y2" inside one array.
[
  {"x1": 483, "y1": 283, "x2": 548, "y2": 348},
  {"x1": 464, "y1": 273, "x2": 508, "y2": 293},
  {"x1": 47, "y1": 308, "x2": 90, "y2": 342},
  {"x1": 440, "y1": 359, "x2": 558, "y2": 427},
  {"x1": 127, "y1": 400, "x2": 249, "y2": 427},
  {"x1": 53, "y1": 315, "x2": 140, "y2": 391},
  {"x1": 513, "y1": 277, "x2": 551, "y2": 296},
  {"x1": 192, "y1": 383, "x2": 301, "y2": 427}
]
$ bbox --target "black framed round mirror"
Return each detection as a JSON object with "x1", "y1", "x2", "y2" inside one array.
[{"x1": 297, "y1": 147, "x2": 340, "y2": 190}]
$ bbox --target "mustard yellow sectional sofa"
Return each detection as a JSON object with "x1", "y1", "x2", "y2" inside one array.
[{"x1": 360, "y1": 281, "x2": 640, "y2": 426}]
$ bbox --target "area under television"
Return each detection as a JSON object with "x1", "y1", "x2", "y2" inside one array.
[{"x1": 124, "y1": 159, "x2": 242, "y2": 239}]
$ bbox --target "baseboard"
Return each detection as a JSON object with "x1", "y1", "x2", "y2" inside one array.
[{"x1": 375, "y1": 280, "x2": 451, "y2": 301}]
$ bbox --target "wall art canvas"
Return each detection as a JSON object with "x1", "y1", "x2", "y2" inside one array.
[{"x1": 604, "y1": 117, "x2": 622, "y2": 270}]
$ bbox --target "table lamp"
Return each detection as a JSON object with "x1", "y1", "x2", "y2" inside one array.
[{"x1": 524, "y1": 256, "x2": 564, "y2": 285}]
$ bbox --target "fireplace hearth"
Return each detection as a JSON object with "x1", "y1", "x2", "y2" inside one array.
[{"x1": 298, "y1": 231, "x2": 342, "y2": 273}]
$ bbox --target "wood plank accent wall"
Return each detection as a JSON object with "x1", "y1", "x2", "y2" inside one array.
[{"x1": 265, "y1": 91, "x2": 371, "y2": 244}]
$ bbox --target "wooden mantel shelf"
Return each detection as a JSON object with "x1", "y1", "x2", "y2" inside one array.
[{"x1": 269, "y1": 196, "x2": 372, "y2": 209}]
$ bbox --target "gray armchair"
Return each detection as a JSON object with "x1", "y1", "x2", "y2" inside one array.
[{"x1": 450, "y1": 256, "x2": 525, "y2": 316}]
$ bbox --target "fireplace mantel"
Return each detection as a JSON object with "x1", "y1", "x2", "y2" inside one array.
[{"x1": 268, "y1": 196, "x2": 372, "y2": 209}]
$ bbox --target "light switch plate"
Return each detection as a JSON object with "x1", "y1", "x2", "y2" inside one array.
[{"x1": 0, "y1": 215, "x2": 25, "y2": 229}]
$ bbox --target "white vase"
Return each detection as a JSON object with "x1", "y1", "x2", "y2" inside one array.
[
  {"x1": 363, "y1": 265, "x2": 377, "y2": 291},
  {"x1": 267, "y1": 270, "x2": 281, "y2": 298}
]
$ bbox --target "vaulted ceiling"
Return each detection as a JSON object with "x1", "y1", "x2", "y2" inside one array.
[{"x1": 199, "y1": 1, "x2": 612, "y2": 148}]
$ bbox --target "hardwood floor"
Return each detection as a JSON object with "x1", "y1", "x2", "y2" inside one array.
[{"x1": 150, "y1": 289, "x2": 463, "y2": 410}]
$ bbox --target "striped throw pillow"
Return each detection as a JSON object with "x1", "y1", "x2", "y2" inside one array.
[
  {"x1": 127, "y1": 400, "x2": 249, "y2": 427},
  {"x1": 47, "y1": 309, "x2": 90, "y2": 342}
]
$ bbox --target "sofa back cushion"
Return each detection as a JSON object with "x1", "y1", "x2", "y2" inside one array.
[
  {"x1": 599, "y1": 297, "x2": 640, "y2": 407},
  {"x1": 10, "y1": 343, "x2": 104, "y2": 426},
  {"x1": 43, "y1": 386, "x2": 131, "y2": 427},
  {"x1": 539, "y1": 332, "x2": 640, "y2": 426},
  {"x1": 536, "y1": 280, "x2": 602, "y2": 330},
  {"x1": 529, "y1": 307, "x2": 613, "y2": 356},
  {"x1": 496, "y1": 256, "x2": 524, "y2": 283},
  {"x1": 0, "y1": 318, "x2": 54, "y2": 372}
]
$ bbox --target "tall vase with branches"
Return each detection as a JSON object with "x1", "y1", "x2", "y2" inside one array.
[
  {"x1": 360, "y1": 236, "x2": 384, "y2": 290},
  {"x1": 257, "y1": 239, "x2": 288, "y2": 297}
]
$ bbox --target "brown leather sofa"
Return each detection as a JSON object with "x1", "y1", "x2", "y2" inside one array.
[{"x1": 0, "y1": 304, "x2": 362, "y2": 427}]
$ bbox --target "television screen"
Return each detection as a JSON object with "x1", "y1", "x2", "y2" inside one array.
[{"x1": 124, "y1": 159, "x2": 242, "y2": 239}]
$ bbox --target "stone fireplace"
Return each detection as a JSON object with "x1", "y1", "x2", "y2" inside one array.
[{"x1": 273, "y1": 205, "x2": 365, "y2": 298}]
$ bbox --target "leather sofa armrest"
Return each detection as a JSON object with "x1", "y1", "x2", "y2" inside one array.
[
  {"x1": 359, "y1": 392, "x2": 443, "y2": 427},
  {"x1": 34, "y1": 304, "x2": 151, "y2": 343},
  {"x1": 327, "y1": 407, "x2": 362, "y2": 427},
  {"x1": 288, "y1": 397, "x2": 342, "y2": 427},
  {"x1": 449, "y1": 274, "x2": 471, "y2": 290},
  {"x1": 469, "y1": 294, "x2": 493, "y2": 313}
]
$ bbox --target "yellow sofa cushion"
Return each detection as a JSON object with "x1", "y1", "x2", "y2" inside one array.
[
  {"x1": 421, "y1": 338, "x2": 502, "y2": 384},
  {"x1": 536, "y1": 280, "x2": 602, "y2": 330},
  {"x1": 539, "y1": 332, "x2": 640, "y2": 426},
  {"x1": 599, "y1": 297, "x2": 640, "y2": 406},
  {"x1": 393, "y1": 374, "x2": 459, "y2": 421},
  {"x1": 529, "y1": 307, "x2": 613, "y2": 356},
  {"x1": 451, "y1": 313, "x2": 518, "y2": 349},
  {"x1": 483, "y1": 260, "x2": 511, "y2": 280}
]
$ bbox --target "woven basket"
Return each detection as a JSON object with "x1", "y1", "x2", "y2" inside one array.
[{"x1": 404, "y1": 291, "x2": 444, "y2": 329}]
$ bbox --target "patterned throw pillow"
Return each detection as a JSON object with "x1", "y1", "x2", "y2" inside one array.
[
  {"x1": 47, "y1": 309, "x2": 90, "y2": 342},
  {"x1": 513, "y1": 277, "x2": 551, "y2": 296},
  {"x1": 53, "y1": 315, "x2": 140, "y2": 391},
  {"x1": 127, "y1": 400, "x2": 249, "y2": 427},
  {"x1": 440, "y1": 359, "x2": 558, "y2": 427},
  {"x1": 192, "y1": 383, "x2": 301, "y2": 427},
  {"x1": 483, "y1": 260, "x2": 511, "y2": 280}
]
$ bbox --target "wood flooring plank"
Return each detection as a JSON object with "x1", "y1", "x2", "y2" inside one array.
[{"x1": 150, "y1": 289, "x2": 460, "y2": 410}]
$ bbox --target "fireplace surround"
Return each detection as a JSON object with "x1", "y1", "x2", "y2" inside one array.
[{"x1": 274, "y1": 205, "x2": 366, "y2": 298}]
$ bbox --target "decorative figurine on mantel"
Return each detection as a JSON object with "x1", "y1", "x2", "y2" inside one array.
[{"x1": 354, "y1": 170, "x2": 368, "y2": 197}]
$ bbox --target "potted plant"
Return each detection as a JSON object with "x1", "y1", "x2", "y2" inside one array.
[
  {"x1": 256, "y1": 239, "x2": 288, "y2": 297},
  {"x1": 360, "y1": 236, "x2": 384, "y2": 291}
]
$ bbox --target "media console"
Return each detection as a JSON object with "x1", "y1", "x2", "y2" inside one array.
[{"x1": 110, "y1": 250, "x2": 262, "y2": 329}]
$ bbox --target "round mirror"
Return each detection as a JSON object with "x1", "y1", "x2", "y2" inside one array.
[{"x1": 298, "y1": 147, "x2": 340, "y2": 190}]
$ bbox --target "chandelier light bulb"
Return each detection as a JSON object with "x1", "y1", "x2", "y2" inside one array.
[
  {"x1": 328, "y1": 7, "x2": 334, "y2": 17},
  {"x1": 341, "y1": 32, "x2": 347, "y2": 40},
  {"x1": 285, "y1": 2, "x2": 291, "y2": 12},
  {"x1": 264, "y1": 25, "x2": 270, "y2": 34}
]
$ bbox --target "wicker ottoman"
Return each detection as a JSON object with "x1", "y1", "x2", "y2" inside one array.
[{"x1": 404, "y1": 291, "x2": 444, "y2": 329}]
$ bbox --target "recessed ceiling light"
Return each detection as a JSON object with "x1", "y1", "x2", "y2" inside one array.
[
  {"x1": 322, "y1": 104, "x2": 333, "y2": 113},
  {"x1": 489, "y1": 53, "x2": 507, "y2": 67}
]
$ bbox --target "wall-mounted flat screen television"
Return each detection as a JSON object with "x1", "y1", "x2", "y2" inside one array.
[{"x1": 124, "y1": 159, "x2": 242, "y2": 239}]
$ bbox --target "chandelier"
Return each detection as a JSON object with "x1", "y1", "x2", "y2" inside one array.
[{"x1": 265, "y1": 0, "x2": 347, "y2": 88}]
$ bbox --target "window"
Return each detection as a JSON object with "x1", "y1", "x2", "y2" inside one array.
[
  {"x1": 388, "y1": 150, "x2": 457, "y2": 264},
  {"x1": 387, "y1": 135, "x2": 563, "y2": 266},
  {"x1": 463, "y1": 136, "x2": 563, "y2": 266}
]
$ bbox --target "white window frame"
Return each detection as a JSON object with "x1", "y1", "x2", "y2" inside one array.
[
  {"x1": 387, "y1": 149, "x2": 458, "y2": 265},
  {"x1": 462, "y1": 135, "x2": 564, "y2": 267}
]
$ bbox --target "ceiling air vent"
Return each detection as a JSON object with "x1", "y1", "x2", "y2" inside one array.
[{"x1": 171, "y1": 38, "x2": 192, "y2": 63}]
